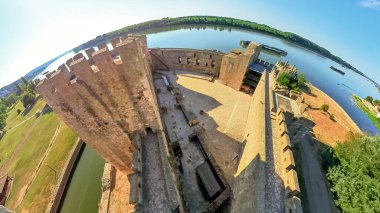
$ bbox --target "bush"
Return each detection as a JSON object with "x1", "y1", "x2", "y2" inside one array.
[
  {"x1": 365, "y1": 96, "x2": 373, "y2": 103},
  {"x1": 17, "y1": 109, "x2": 22, "y2": 115},
  {"x1": 297, "y1": 73, "x2": 307, "y2": 85},
  {"x1": 329, "y1": 113, "x2": 335, "y2": 122},
  {"x1": 21, "y1": 92, "x2": 36, "y2": 108},
  {"x1": 373, "y1": 99, "x2": 380, "y2": 106},
  {"x1": 277, "y1": 72, "x2": 307, "y2": 92},
  {"x1": 321, "y1": 104, "x2": 329, "y2": 112},
  {"x1": 277, "y1": 72, "x2": 291, "y2": 87},
  {"x1": 324, "y1": 135, "x2": 380, "y2": 212},
  {"x1": 4, "y1": 94, "x2": 18, "y2": 107}
]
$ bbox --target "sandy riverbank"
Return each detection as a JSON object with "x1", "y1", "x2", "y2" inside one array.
[{"x1": 302, "y1": 84, "x2": 361, "y2": 147}]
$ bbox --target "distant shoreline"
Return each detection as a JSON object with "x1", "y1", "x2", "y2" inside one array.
[{"x1": 71, "y1": 16, "x2": 379, "y2": 89}]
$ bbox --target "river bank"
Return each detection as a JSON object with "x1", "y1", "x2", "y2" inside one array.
[
  {"x1": 302, "y1": 84, "x2": 362, "y2": 147},
  {"x1": 352, "y1": 95, "x2": 380, "y2": 131},
  {"x1": 46, "y1": 139, "x2": 83, "y2": 213}
]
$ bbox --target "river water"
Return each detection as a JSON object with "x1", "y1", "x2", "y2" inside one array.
[
  {"x1": 146, "y1": 27, "x2": 380, "y2": 135},
  {"x1": 58, "y1": 145, "x2": 104, "y2": 213},
  {"x1": 50, "y1": 26, "x2": 380, "y2": 210}
]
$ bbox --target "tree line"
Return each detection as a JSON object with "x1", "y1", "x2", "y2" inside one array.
[
  {"x1": 73, "y1": 16, "x2": 358, "y2": 72},
  {"x1": 0, "y1": 77, "x2": 39, "y2": 132}
]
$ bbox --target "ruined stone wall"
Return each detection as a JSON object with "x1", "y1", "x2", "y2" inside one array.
[
  {"x1": 36, "y1": 35, "x2": 160, "y2": 175},
  {"x1": 149, "y1": 48, "x2": 224, "y2": 75},
  {"x1": 219, "y1": 42, "x2": 262, "y2": 91}
]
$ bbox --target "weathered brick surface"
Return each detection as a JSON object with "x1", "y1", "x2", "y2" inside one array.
[
  {"x1": 37, "y1": 35, "x2": 159, "y2": 174},
  {"x1": 150, "y1": 48, "x2": 224, "y2": 75},
  {"x1": 219, "y1": 42, "x2": 262, "y2": 90}
]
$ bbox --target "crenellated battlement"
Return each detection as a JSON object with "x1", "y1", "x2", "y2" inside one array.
[{"x1": 37, "y1": 35, "x2": 161, "y2": 174}]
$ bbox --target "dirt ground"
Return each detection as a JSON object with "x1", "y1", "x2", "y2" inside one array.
[
  {"x1": 302, "y1": 84, "x2": 361, "y2": 146},
  {"x1": 108, "y1": 169, "x2": 135, "y2": 213}
]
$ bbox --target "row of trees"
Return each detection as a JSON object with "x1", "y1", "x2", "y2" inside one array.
[
  {"x1": 0, "y1": 77, "x2": 38, "y2": 132},
  {"x1": 74, "y1": 16, "x2": 357, "y2": 71},
  {"x1": 364, "y1": 96, "x2": 380, "y2": 107},
  {"x1": 321, "y1": 134, "x2": 380, "y2": 212}
]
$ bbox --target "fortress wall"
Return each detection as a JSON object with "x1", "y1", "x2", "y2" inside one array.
[
  {"x1": 219, "y1": 42, "x2": 262, "y2": 91},
  {"x1": 36, "y1": 35, "x2": 160, "y2": 174},
  {"x1": 276, "y1": 109, "x2": 302, "y2": 212},
  {"x1": 231, "y1": 71, "x2": 267, "y2": 213},
  {"x1": 149, "y1": 48, "x2": 224, "y2": 75}
]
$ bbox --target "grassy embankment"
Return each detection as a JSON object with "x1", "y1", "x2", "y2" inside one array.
[
  {"x1": 0, "y1": 99, "x2": 78, "y2": 212},
  {"x1": 352, "y1": 95, "x2": 380, "y2": 130}
]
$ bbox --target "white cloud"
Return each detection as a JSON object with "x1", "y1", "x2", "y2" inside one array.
[{"x1": 359, "y1": 0, "x2": 380, "y2": 9}]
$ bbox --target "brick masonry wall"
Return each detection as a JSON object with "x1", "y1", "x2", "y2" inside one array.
[
  {"x1": 149, "y1": 48, "x2": 224, "y2": 75},
  {"x1": 37, "y1": 35, "x2": 160, "y2": 175},
  {"x1": 219, "y1": 42, "x2": 262, "y2": 91}
]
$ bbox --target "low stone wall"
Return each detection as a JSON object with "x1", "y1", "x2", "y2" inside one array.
[
  {"x1": 156, "y1": 131, "x2": 182, "y2": 212},
  {"x1": 149, "y1": 48, "x2": 224, "y2": 76},
  {"x1": 99, "y1": 162, "x2": 113, "y2": 213},
  {"x1": 276, "y1": 110, "x2": 303, "y2": 213},
  {"x1": 46, "y1": 139, "x2": 84, "y2": 213}
]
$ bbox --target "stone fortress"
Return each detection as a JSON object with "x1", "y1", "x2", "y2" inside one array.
[{"x1": 37, "y1": 35, "x2": 302, "y2": 212}]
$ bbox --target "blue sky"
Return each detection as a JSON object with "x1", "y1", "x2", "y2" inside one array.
[{"x1": 0, "y1": 0, "x2": 379, "y2": 87}]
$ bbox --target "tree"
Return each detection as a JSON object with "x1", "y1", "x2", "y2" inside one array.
[
  {"x1": 277, "y1": 72, "x2": 291, "y2": 87},
  {"x1": 15, "y1": 83, "x2": 22, "y2": 96},
  {"x1": 0, "y1": 103, "x2": 7, "y2": 131},
  {"x1": 21, "y1": 92, "x2": 36, "y2": 108},
  {"x1": 373, "y1": 99, "x2": 380, "y2": 106},
  {"x1": 321, "y1": 104, "x2": 329, "y2": 112},
  {"x1": 21, "y1": 76, "x2": 29, "y2": 85},
  {"x1": 4, "y1": 94, "x2": 18, "y2": 107},
  {"x1": 17, "y1": 109, "x2": 22, "y2": 115},
  {"x1": 324, "y1": 135, "x2": 380, "y2": 212},
  {"x1": 297, "y1": 73, "x2": 307, "y2": 85},
  {"x1": 365, "y1": 96, "x2": 373, "y2": 103},
  {"x1": 277, "y1": 72, "x2": 307, "y2": 93}
]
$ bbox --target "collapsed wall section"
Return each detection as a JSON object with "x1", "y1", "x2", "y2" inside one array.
[
  {"x1": 36, "y1": 35, "x2": 160, "y2": 175},
  {"x1": 149, "y1": 48, "x2": 224, "y2": 75}
]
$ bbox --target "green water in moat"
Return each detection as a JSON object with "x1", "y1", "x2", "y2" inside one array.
[{"x1": 58, "y1": 145, "x2": 104, "y2": 213}]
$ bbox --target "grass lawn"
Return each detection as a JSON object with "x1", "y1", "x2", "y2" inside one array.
[
  {"x1": 18, "y1": 123, "x2": 77, "y2": 212},
  {"x1": 352, "y1": 95, "x2": 380, "y2": 130},
  {"x1": 0, "y1": 99, "x2": 78, "y2": 211}
]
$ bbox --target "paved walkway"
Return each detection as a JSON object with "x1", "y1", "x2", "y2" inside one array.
[
  {"x1": 141, "y1": 131, "x2": 171, "y2": 213},
  {"x1": 264, "y1": 71, "x2": 285, "y2": 213}
]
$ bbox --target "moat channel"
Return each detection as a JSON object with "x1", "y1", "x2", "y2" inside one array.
[
  {"x1": 58, "y1": 145, "x2": 104, "y2": 213},
  {"x1": 49, "y1": 26, "x2": 380, "y2": 211}
]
